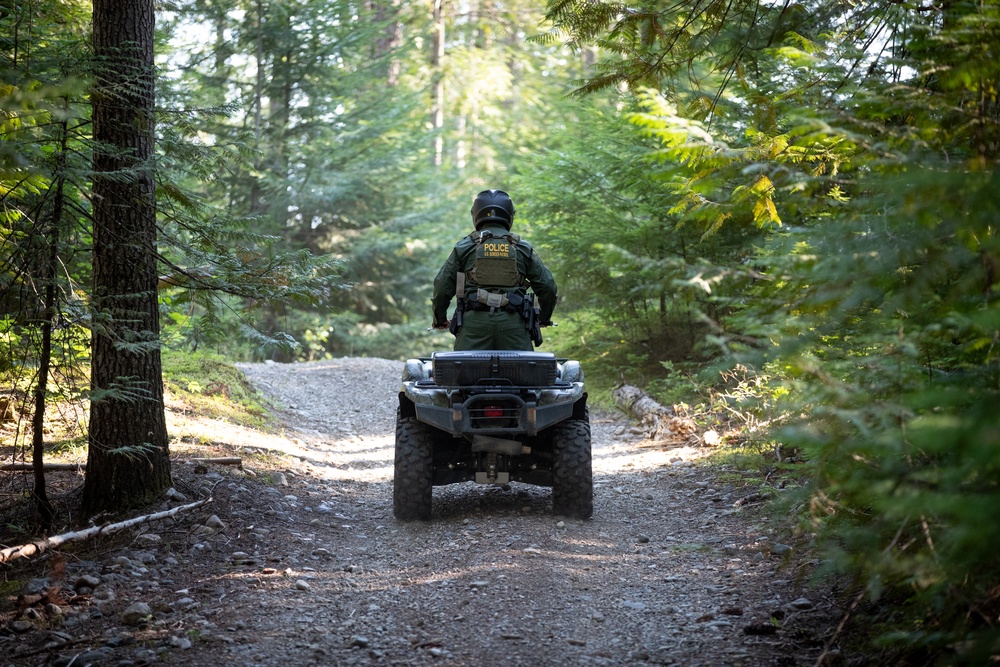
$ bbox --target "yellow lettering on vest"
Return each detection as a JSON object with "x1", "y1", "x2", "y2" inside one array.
[{"x1": 482, "y1": 241, "x2": 510, "y2": 257}]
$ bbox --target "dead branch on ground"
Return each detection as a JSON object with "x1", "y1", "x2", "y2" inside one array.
[
  {"x1": 0, "y1": 497, "x2": 212, "y2": 565},
  {"x1": 2, "y1": 456, "x2": 242, "y2": 473}
]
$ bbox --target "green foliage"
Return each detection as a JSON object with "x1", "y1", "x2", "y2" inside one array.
[
  {"x1": 297, "y1": 312, "x2": 448, "y2": 361},
  {"x1": 154, "y1": 0, "x2": 590, "y2": 355},
  {"x1": 155, "y1": 0, "x2": 459, "y2": 341},
  {"x1": 540, "y1": 0, "x2": 815, "y2": 100},
  {"x1": 754, "y1": 163, "x2": 1000, "y2": 657},
  {"x1": 539, "y1": 0, "x2": 1000, "y2": 659},
  {"x1": 514, "y1": 96, "x2": 780, "y2": 382},
  {"x1": 534, "y1": 307, "x2": 639, "y2": 407},
  {"x1": 1, "y1": 0, "x2": 94, "y2": 467}
]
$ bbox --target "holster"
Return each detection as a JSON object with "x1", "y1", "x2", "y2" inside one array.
[
  {"x1": 449, "y1": 271, "x2": 466, "y2": 336},
  {"x1": 449, "y1": 299, "x2": 464, "y2": 336},
  {"x1": 522, "y1": 293, "x2": 543, "y2": 347}
]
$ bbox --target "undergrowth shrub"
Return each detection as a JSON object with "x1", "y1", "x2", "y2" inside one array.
[{"x1": 745, "y1": 164, "x2": 1000, "y2": 660}]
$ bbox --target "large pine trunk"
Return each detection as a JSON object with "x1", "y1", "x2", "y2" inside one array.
[{"x1": 82, "y1": 0, "x2": 171, "y2": 516}]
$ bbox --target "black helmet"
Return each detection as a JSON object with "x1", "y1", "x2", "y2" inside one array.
[{"x1": 471, "y1": 189, "x2": 515, "y2": 230}]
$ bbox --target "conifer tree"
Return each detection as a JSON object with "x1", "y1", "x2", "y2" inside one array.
[
  {"x1": 2, "y1": 0, "x2": 93, "y2": 527},
  {"x1": 82, "y1": 0, "x2": 171, "y2": 514}
]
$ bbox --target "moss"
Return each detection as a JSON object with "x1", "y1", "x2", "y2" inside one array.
[
  {"x1": 162, "y1": 349, "x2": 274, "y2": 429},
  {"x1": 0, "y1": 579, "x2": 25, "y2": 598}
]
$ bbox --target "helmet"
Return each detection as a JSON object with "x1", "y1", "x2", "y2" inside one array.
[{"x1": 471, "y1": 189, "x2": 515, "y2": 230}]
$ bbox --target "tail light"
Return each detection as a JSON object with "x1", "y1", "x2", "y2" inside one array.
[{"x1": 483, "y1": 405, "x2": 505, "y2": 418}]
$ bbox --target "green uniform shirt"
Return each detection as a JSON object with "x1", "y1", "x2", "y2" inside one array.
[{"x1": 432, "y1": 223, "x2": 558, "y2": 349}]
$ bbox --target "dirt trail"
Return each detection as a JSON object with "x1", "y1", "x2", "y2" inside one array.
[{"x1": 2, "y1": 358, "x2": 841, "y2": 667}]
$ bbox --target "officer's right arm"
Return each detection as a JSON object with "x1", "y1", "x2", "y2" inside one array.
[{"x1": 431, "y1": 250, "x2": 460, "y2": 327}]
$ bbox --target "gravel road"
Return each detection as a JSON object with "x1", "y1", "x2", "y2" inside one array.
[
  {"x1": 220, "y1": 358, "x2": 836, "y2": 667},
  {"x1": 3, "y1": 357, "x2": 841, "y2": 667}
]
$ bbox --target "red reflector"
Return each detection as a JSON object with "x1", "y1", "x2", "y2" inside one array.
[{"x1": 484, "y1": 406, "x2": 505, "y2": 418}]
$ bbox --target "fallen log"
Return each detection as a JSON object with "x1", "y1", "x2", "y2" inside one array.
[
  {"x1": 0, "y1": 497, "x2": 212, "y2": 565},
  {"x1": 2, "y1": 456, "x2": 242, "y2": 473},
  {"x1": 0, "y1": 462, "x2": 84, "y2": 472},
  {"x1": 182, "y1": 457, "x2": 243, "y2": 466},
  {"x1": 612, "y1": 384, "x2": 698, "y2": 443},
  {"x1": 613, "y1": 385, "x2": 673, "y2": 421}
]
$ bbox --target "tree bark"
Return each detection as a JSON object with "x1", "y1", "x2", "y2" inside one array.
[
  {"x1": 29, "y1": 120, "x2": 66, "y2": 531},
  {"x1": 83, "y1": 0, "x2": 171, "y2": 516},
  {"x1": 250, "y1": 0, "x2": 265, "y2": 215},
  {"x1": 370, "y1": 0, "x2": 402, "y2": 86},
  {"x1": 431, "y1": 0, "x2": 445, "y2": 166}
]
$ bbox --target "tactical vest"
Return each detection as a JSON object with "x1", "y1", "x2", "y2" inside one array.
[{"x1": 467, "y1": 230, "x2": 523, "y2": 289}]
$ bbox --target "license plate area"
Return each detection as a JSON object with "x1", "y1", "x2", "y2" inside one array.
[
  {"x1": 469, "y1": 400, "x2": 519, "y2": 429},
  {"x1": 461, "y1": 393, "x2": 527, "y2": 434}
]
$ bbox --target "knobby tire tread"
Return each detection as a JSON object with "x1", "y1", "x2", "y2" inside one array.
[
  {"x1": 393, "y1": 414, "x2": 434, "y2": 521},
  {"x1": 551, "y1": 418, "x2": 593, "y2": 519}
]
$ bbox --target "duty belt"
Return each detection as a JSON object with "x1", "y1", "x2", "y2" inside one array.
[
  {"x1": 467, "y1": 301, "x2": 520, "y2": 313},
  {"x1": 467, "y1": 289, "x2": 524, "y2": 313}
]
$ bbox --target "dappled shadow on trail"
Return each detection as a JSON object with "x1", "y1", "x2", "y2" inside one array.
[
  {"x1": 192, "y1": 420, "x2": 820, "y2": 666},
  {"x1": 1, "y1": 359, "x2": 838, "y2": 667},
  {"x1": 179, "y1": 360, "x2": 838, "y2": 667},
  {"x1": 142, "y1": 452, "x2": 823, "y2": 667}
]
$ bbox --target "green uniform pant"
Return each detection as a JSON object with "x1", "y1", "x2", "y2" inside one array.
[{"x1": 454, "y1": 309, "x2": 533, "y2": 351}]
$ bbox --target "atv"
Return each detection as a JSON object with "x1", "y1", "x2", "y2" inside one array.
[{"x1": 394, "y1": 350, "x2": 592, "y2": 521}]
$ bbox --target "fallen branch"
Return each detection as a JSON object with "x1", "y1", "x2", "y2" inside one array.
[
  {"x1": 1, "y1": 462, "x2": 84, "y2": 472},
  {"x1": 0, "y1": 497, "x2": 212, "y2": 565},
  {"x1": 2, "y1": 456, "x2": 242, "y2": 473},
  {"x1": 182, "y1": 457, "x2": 243, "y2": 466},
  {"x1": 614, "y1": 385, "x2": 673, "y2": 421},
  {"x1": 10, "y1": 635, "x2": 100, "y2": 660},
  {"x1": 612, "y1": 384, "x2": 698, "y2": 443}
]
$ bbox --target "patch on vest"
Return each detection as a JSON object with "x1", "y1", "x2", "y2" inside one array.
[
  {"x1": 482, "y1": 240, "x2": 510, "y2": 257},
  {"x1": 474, "y1": 239, "x2": 519, "y2": 287}
]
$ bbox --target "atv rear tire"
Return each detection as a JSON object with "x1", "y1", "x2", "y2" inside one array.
[
  {"x1": 393, "y1": 413, "x2": 435, "y2": 521},
  {"x1": 551, "y1": 418, "x2": 593, "y2": 519}
]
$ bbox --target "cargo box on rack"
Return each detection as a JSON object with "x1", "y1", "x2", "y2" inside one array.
[{"x1": 432, "y1": 351, "x2": 557, "y2": 387}]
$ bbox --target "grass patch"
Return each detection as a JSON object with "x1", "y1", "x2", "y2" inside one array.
[
  {"x1": 44, "y1": 435, "x2": 88, "y2": 460},
  {"x1": 162, "y1": 349, "x2": 273, "y2": 429},
  {"x1": 705, "y1": 440, "x2": 779, "y2": 476}
]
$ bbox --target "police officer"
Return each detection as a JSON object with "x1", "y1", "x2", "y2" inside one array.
[{"x1": 432, "y1": 190, "x2": 557, "y2": 350}]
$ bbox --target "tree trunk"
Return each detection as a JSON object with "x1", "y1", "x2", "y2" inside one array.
[
  {"x1": 370, "y1": 0, "x2": 402, "y2": 86},
  {"x1": 83, "y1": 0, "x2": 171, "y2": 516},
  {"x1": 431, "y1": 0, "x2": 445, "y2": 166},
  {"x1": 250, "y1": 0, "x2": 265, "y2": 215},
  {"x1": 29, "y1": 121, "x2": 66, "y2": 531}
]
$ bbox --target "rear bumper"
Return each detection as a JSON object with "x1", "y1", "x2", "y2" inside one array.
[
  {"x1": 414, "y1": 392, "x2": 576, "y2": 437},
  {"x1": 402, "y1": 381, "x2": 585, "y2": 437}
]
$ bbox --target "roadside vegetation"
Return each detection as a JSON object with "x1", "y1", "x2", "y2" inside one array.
[{"x1": 161, "y1": 350, "x2": 273, "y2": 429}]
